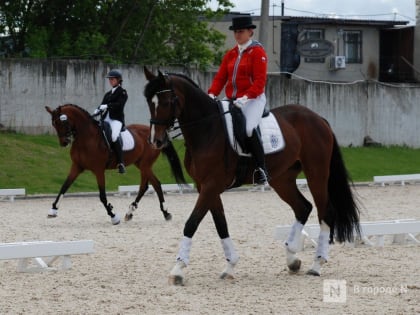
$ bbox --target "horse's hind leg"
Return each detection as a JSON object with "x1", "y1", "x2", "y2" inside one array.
[
  {"x1": 148, "y1": 173, "x2": 171, "y2": 220},
  {"x1": 125, "y1": 169, "x2": 170, "y2": 221},
  {"x1": 305, "y1": 179, "x2": 331, "y2": 276},
  {"x1": 271, "y1": 179, "x2": 313, "y2": 273},
  {"x1": 125, "y1": 182, "x2": 149, "y2": 221},
  {"x1": 96, "y1": 172, "x2": 120, "y2": 225}
]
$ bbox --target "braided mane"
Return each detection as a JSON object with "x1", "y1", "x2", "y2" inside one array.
[
  {"x1": 59, "y1": 103, "x2": 97, "y2": 124},
  {"x1": 144, "y1": 72, "x2": 201, "y2": 100},
  {"x1": 167, "y1": 73, "x2": 200, "y2": 89}
]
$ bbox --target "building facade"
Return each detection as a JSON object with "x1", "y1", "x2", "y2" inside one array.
[{"x1": 209, "y1": 13, "x2": 413, "y2": 83}]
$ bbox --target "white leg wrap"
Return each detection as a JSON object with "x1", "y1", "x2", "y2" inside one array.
[
  {"x1": 176, "y1": 236, "x2": 192, "y2": 265},
  {"x1": 315, "y1": 221, "x2": 330, "y2": 260},
  {"x1": 111, "y1": 213, "x2": 120, "y2": 225},
  {"x1": 162, "y1": 202, "x2": 168, "y2": 211},
  {"x1": 221, "y1": 261, "x2": 236, "y2": 279},
  {"x1": 308, "y1": 256, "x2": 326, "y2": 275},
  {"x1": 286, "y1": 248, "x2": 298, "y2": 266},
  {"x1": 221, "y1": 237, "x2": 239, "y2": 265},
  {"x1": 284, "y1": 221, "x2": 304, "y2": 253},
  {"x1": 170, "y1": 260, "x2": 186, "y2": 277},
  {"x1": 48, "y1": 208, "x2": 58, "y2": 217}
]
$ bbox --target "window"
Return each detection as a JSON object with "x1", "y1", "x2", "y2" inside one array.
[
  {"x1": 304, "y1": 29, "x2": 325, "y2": 63},
  {"x1": 343, "y1": 30, "x2": 362, "y2": 63}
]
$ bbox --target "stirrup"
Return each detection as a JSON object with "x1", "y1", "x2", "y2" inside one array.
[
  {"x1": 118, "y1": 163, "x2": 126, "y2": 174},
  {"x1": 253, "y1": 167, "x2": 269, "y2": 185}
]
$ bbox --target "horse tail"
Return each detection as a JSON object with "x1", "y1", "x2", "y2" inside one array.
[
  {"x1": 328, "y1": 135, "x2": 361, "y2": 243},
  {"x1": 161, "y1": 141, "x2": 188, "y2": 185}
]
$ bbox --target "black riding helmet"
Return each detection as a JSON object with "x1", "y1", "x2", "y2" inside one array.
[
  {"x1": 106, "y1": 69, "x2": 122, "y2": 78},
  {"x1": 106, "y1": 69, "x2": 123, "y2": 82}
]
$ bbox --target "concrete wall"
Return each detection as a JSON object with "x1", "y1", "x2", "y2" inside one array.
[
  {"x1": 0, "y1": 59, "x2": 150, "y2": 134},
  {"x1": 414, "y1": 0, "x2": 420, "y2": 81},
  {"x1": 2, "y1": 59, "x2": 420, "y2": 147}
]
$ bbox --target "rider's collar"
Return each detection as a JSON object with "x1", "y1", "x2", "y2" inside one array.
[
  {"x1": 111, "y1": 85, "x2": 120, "y2": 93},
  {"x1": 238, "y1": 39, "x2": 252, "y2": 54}
]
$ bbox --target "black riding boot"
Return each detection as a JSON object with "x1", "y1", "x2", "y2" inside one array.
[
  {"x1": 112, "y1": 138, "x2": 125, "y2": 174},
  {"x1": 248, "y1": 129, "x2": 269, "y2": 185}
]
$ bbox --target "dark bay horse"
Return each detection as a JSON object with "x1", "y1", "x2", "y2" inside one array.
[
  {"x1": 45, "y1": 104, "x2": 186, "y2": 224},
  {"x1": 143, "y1": 67, "x2": 361, "y2": 285}
]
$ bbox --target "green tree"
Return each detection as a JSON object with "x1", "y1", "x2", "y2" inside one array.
[{"x1": 0, "y1": 0, "x2": 233, "y2": 68}]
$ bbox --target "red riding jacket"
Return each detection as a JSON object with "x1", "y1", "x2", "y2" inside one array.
[{"x1": 208, "y1": 40, "x2": 267, "y2": 99}]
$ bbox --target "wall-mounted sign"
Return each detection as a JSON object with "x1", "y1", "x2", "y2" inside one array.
[{"x1": 296, "y1": 39, "x2": 334, "y2": 58}]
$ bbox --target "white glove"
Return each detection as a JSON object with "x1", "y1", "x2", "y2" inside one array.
[
  {"x1": 208, "y1": 93, "x2": 216, "y2": 99},
  {"x1": 99, "y1": 104, "x2": 108, "y2": 111},
  {"x1": 93, "y1": 109, "x2": 100, "y2": 115},
  {"x1": 233, "y1": 96, "x2": 248, "y2": 108}
]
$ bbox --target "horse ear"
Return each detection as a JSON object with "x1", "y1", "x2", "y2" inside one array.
[
  {"x1": 143, "y1": 66, "x2": 155, "y2": 81},
  {"x1": 45, "y1": 106, "x2": 53, "y2": 115},
  {"x1": 157, "y1": 70, "x2": 167, "y2": 84}
]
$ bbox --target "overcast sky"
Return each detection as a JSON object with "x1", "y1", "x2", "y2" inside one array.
[{"x1": 210, "y1": 0, "x2": 416, "y2": 25}]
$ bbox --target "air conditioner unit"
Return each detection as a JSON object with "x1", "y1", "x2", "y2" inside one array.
[{"x1": 329, "y1": 55, "x2": 346, "y2": 70}]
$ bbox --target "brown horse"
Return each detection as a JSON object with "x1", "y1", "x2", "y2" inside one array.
[
  {"x1": 143, "y1": 67, "x2": 360, "y2": 284},
  {"x1": 45, "y1": 104, "x2": 186, "y2": 224}
]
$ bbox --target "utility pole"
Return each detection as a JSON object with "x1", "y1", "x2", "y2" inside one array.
[{"x1": 258, "y1": 0, "x2": 269, "y2": 48}]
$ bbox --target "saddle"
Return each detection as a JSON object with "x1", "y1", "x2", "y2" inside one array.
[
  {"x1": 218, "y1": 100, "x2": 285, "y2": 189},
  {"x1": 98, "y1": 120, "x2": 135, "y2": 151},
  {"x1": 219, "y1": 100, "x2": 284, "y2": 157}
]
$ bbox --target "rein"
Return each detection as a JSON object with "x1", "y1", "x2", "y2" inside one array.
[{"x1": 150, "y1": 84, "x2": 231, "y2": 130}]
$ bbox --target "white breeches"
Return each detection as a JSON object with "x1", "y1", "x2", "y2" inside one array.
[
  {"x1": 104, "y1": 115, "x2": 122, "y2": 142},
  {"x1": 241, "y1": 93, "x2": 266, "y2": 136}
]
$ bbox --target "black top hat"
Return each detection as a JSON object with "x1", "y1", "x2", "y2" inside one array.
[{"x1": 229, "y1": 16, "x2": 256, "y2": 30}]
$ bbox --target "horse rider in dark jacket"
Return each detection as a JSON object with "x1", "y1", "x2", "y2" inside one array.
[{"x1": 94, "y1": 69, "x2": 128, "y2": 174}]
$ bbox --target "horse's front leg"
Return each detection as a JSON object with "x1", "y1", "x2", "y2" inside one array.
[
  {"x1": 96, "y1": 172, "x2": 120, "y2": 225},
  {"x1": 48, "y1": 164, "x2": 81, "y2": 218},
  {"x1": 209, "y1": 195, "x2": 239, "y2": 279},
  {"x1": 169, "y1": 192, "x2": 211, "y2": 286}
]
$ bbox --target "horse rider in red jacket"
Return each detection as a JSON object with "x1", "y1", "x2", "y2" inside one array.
[{"x1": 208, "y1": 16, "x2": 269, "y2": 185}]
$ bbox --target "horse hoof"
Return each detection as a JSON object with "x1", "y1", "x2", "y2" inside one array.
[
  {"x1": 220, "y1": 272, "x2": 235, "y2": 280},
  {"x1": 164, "y1": 213, "x2": 172, "y2": 221},
  {"x1": 287, "y1": 259, "x2": 301, "y2": 273},
  {"x1": 306, "y1": 269, "x2": 321, "y2": 276},
  {"x1": 124, "y1": 213, "x2": 133, "y2": 221},
  {"x1": 47, "y1": 214, "x2": 57, "y2": 218},
  {"x1": 168, "y1": 275, "x2": 184, "y2": 286},
  {"x1": 111, "y1": 214, "x2": 121, "y2": 225}
]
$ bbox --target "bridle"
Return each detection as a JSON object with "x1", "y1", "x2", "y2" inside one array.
[
  {"x1": 148, "y1": 74, "x2": 230, "y2": 136},
  {"x1": 52, "y1": 110, "x2": 75, "y2": 142},
  {"x1": 149, "y1": 75, "x2": 179, "y2": 129}
]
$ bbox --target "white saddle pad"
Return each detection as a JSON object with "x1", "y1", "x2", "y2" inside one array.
[
  {"x1": 121, "y1": 129, "x2": 135, "y2": 151},
  {"x1": 221, "y1": 100, "x2": 285, "y2": 157}
]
